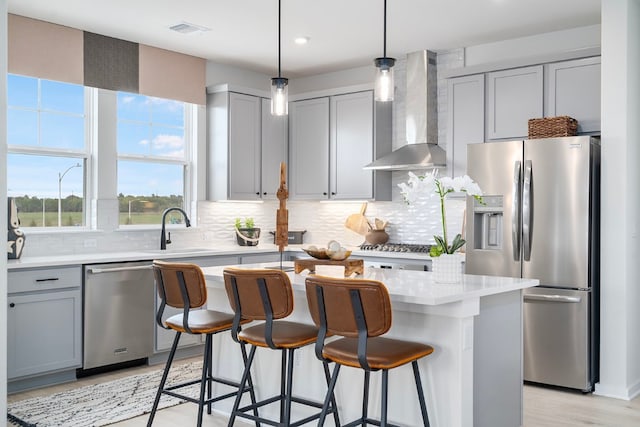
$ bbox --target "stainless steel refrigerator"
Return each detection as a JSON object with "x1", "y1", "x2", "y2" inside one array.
[{"x1": 465, "y1": 135, "x2": 600, "y2": 392}]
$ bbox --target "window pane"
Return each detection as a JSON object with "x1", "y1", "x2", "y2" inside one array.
[
  {"x1": 118, "y1": 93, "x2": 186, "y2": 159},
  {"x1": 8, "y1": 74, "x2": 38, "y2": 108},
  {"x1": 117, "y1": 160, "x2": 184, "y2": 225},
  {"x1": 117, "y1": 121, "x2": 151, "y2": 155},
  {"x1": 40, "y1": 113, "x2": 85, "y2": 149},
  {"x1": 151, "y1": 126, "x2": 185, "y2": 158},
  {"x1": 7, "y1": 154, "x2": 84, "y2": 227},
  {"x1": 7, "y1": 109, "x2": 38, "y2": 146},
  {"x1": 118, "y1": 93, "x2": 150, "y2": 122},
  {"x1": 151, "y1": 98, "x2": 184, "y2": 127},
  {"x1": 41, "y1": 80, "x2": 84, "y2": 114}
]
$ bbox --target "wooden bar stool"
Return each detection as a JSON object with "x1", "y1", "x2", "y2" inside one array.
[
  {"x1": 305, "y1": 275, "x2": 434, "y2": 427},
  {"x1": 223, "y1": 267, "x2": 340, "y2": 427},
  {"x1": 148, "y1": 260, "x2": 259, "y2": 427}
]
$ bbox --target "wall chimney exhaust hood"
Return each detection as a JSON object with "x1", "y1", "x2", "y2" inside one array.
[{"x1": 364, "y1": 50, "x2": 446, "y2": 170}]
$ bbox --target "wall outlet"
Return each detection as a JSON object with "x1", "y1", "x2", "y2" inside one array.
[{"x1": 84, "y1": 239, "x2": 97, "y2": 248}]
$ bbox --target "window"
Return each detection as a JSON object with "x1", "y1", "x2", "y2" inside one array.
[
  {"x1": 116, "y1": 93, "x2": 190, "y2": 225},
  {"x1": 7, "y1": 74, "x2": 87, "y2": 228}
]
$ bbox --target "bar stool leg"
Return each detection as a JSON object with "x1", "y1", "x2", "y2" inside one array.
[
  {"x1": 284, "y1": 349, "x2": 296, "y2": 426},
  {"x1": 240, "y1": 342, "x2": 261, "y2": 426},
  {"x1": 412, "y1": 361, "x2": 430, "y2": 427},
  {"x1": 362, "y1": 370, "x2": 370, "y2": 425},
  {"x1": 323, "y1": 361, "x2": 341, "y2": 427},
  {"x1": 228, "y1": 345, "x2": 257, "y2": 427},
  {"x1": 148, "y1": 332, "x2": 182, "y2": 427},
  {"x1": 197, "y1": 333, "x2": 213, "y2": 427},
  {"x1": 279, "y1": 350, "x2": 287, "y2": 422},
  {"x1": 381, "y1": 370, "x2": 389, "y2": 427},
  {"x1": 318, "y1": 363, "x2": 341, "y2": 426},
  {"x1": 207, "y1": 333, "x2": 213, "y2": 415}
]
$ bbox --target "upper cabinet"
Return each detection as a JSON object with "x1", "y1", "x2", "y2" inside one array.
[
  {"x1": 446, "y1": 74, "x2": 485, "y2": 178},
  {"x1": 487, "y1": 65, "x2": 544, "y2": 140},
  {"x1": 289, "y1": 91, "x2": 389, "y2": 200},
  {"x1": 545, "y1": 57, "x2": 601, "y2": 134},
  {"x1": 289, "y1": 97, "x2": 330, "y2": 199},
  {"x1": 207, "y1": 91, "x2": 287, "y2": 200}
]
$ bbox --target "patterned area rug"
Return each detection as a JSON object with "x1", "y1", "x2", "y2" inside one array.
[{"x1": 7, "y1": 361, "x2": 204, "y2": 427}]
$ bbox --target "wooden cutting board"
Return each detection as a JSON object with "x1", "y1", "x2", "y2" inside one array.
[{"x1": 344, "y1": 202, "x2": 370, "y2": 236}]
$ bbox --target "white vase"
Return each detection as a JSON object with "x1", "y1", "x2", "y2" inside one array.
[{"x1": 432, "y1": 253, "x2": 463, "y2": 283}]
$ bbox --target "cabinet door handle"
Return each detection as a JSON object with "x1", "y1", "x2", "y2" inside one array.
[
  {"x1": 256, "y1": 192, "x2": 260, "y2": 196},
  {"x1": 323, "y1": 192, "x2": 328, "y2": 196},
  {"x1": 9, "y1": 303, "x2": 15, "y2": 308},
  {"x1": 263, "y1": 192, "x2": 267, "y2": 195},
  {"x1": 331, "y1": 192, "x2": 336, "y2": 196},
  {"x1": 35, "y1": 278, "x2": 59, "y2": 282}
]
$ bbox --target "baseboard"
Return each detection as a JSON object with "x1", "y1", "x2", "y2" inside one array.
[{"x1": 594, "y1": 380, "x2": 640, "y2": 400}]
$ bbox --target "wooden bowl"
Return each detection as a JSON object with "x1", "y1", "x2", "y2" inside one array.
[
  {"x1": 326, "y1": 249, "x2": 352, "y2": 261},
  {"x1": 302, "y1": 247, "x2": 330, "y2": 259}
]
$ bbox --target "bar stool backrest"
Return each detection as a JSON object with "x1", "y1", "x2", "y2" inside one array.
[
  {"x1": 153, "y1": 260, "x2": 208, "y2": 309},
  {"x1": 223, "y1": 268, "x2": 294, "y2": 320},
  {"x1": 305, "y1": 275, "x2": 392, "y2": 338}
]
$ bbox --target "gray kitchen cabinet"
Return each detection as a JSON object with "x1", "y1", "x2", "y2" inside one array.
[
  {"x1": 545, "y1": 57, "x2": 601, "y2": 133},
  {"x1": 289, "y1": 97, "x2": 330, "y2": 199},
  {"x1": 154, "y1": 255, "x2": 240, "y2": 352},
  {"x1": 208, "y1": 91, "x2": 287, "y2": 201},
  {"x1": 330, "y1": 91, "x2": 375, "y2": 199},
  {"x1": 290, "y1": 91, "x2": 385, "y2": 200},
  {"x1": 487, "y1": 65, "x2": 543, "y2": 140},
  {"x1": 7, "y1": 267, "x2": 82, "y2": 381},
  {"x1": 446, "y1": 74, "x2": 485, "y2": 177}
]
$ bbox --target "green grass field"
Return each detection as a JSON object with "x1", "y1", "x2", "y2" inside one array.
[{"x1": 18, "y1": 212, "x2": 165, "y2": 227}]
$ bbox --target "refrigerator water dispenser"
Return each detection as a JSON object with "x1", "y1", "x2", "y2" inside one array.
[{"x1": 473, "y1": 196, "x2": 503, "y2": 250}]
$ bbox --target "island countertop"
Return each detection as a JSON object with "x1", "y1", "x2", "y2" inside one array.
[{"x1": 201, "y1": 261, "x2": 539, "y2": 306}]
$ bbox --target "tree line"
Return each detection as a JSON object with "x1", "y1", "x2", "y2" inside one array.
[{"x1": 12, "y1": 194, "x2": 184, "y2": 213}]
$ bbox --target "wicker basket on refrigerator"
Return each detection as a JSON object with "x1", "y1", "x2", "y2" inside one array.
[{"x1": 528, "y1": 116, "x2": 578, "y2": 139}]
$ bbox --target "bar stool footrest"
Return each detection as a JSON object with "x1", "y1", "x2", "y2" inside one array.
[
  {"x1": 234, "y1": 394, "x2": 338, "y2": 427},
  {"x1": 342, "y1": 418, "x2": 402, "y2": 427}
]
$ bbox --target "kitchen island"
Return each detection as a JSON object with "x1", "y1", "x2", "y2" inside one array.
[{"x1": 203, "y1": 262, "x2": 538, "y2": 427}]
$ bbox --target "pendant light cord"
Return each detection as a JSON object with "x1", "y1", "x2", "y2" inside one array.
[
  {"x1": 383, "y1": 0, "x2": 387, "y2": 57},
  {"x1": 278, "y1": 0, "x2": 282, "y2": 78}
]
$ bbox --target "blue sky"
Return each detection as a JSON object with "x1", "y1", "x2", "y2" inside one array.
[{"x1": 7, "y1": 75, "x2": 186, "y2": 199}]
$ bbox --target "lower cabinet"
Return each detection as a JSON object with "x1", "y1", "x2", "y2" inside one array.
[{"x1": 7, "y1": 268, "x2": 82, "y2": 380}]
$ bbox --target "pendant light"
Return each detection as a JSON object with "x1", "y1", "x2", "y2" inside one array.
[
  {"x1": 271, "y1": 0, "x2": 288, "y2": 115},
  {"x1": 374, "y1": 0, "x2": 395, "y2": 102}
]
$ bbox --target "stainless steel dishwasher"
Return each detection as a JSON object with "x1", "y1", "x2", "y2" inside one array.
[{"x1": 83, "y1": 261, "x2": 155, "y2": 370}]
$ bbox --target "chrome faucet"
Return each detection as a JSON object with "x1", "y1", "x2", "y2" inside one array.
[{"x1": 160, "y1": 207, "x2": 191, "y2": 250}]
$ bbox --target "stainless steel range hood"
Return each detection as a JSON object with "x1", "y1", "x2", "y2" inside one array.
[{"x1": 364, "y1": 50, "x2": 446, "y2": 170}]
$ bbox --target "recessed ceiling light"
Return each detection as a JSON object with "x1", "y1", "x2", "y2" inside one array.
[
  {"x1": 294, "y1": 36, "x2": 310, "y2": 45},
  {"x1": 169, "y1": 22, "x2": 211, "y2": 35}
]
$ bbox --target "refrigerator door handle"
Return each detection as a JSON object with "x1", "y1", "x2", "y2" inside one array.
[
  {"x1": 523, "y1": 160, "x2": 533, "y2": 261},
  {"x1": 512, "y1": 161, "x2": 522, "y2": 261},
  {"x1": 524, "y1": 294, "x2": 582, "y2": 303}
]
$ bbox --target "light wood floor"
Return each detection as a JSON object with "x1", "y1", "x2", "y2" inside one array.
[{"x1": 8, "y1": 358, "x2": 640, "y2": 426}]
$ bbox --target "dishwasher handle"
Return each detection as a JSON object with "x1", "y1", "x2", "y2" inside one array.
[
  {"x1": 523, "y1": 294, "x2": 581, "y2": 303},
  {"x1": 87, "y1": 265, "x2": 153, "y2": 274}
]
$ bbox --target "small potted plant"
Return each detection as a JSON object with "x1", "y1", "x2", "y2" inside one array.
[{"x1": 235, "y1": 217, "x2": 260, "y2": 246}]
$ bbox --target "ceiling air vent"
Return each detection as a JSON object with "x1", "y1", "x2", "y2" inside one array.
[{"x1": 169, "y1": 22, "x2": 211, "y2": 35}]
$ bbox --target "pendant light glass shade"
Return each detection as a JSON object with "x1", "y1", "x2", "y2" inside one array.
[
  {"x1": 374, "y1": 0, "x2": 395, "y2": 102},
  {"x1": 271, "y1": 77, "x2": 289, "y2": 115},
  {"x1": 271, "y1": 0, "x2": 288, "y2": 116},
  {"x1": 374, "y1": 57, "x2": 395, "y2": 102}
]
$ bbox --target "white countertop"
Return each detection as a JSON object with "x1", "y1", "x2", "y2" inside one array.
[
  {"x1": 6, "y1": 244, "x2": 437, "y2": 270},
  {"x1": 202, "y1": 262, "x2": 538, "y2": 306}
]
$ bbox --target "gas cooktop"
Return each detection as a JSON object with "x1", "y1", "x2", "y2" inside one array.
[{"x1": 359, "y1": 243, "x2": 433, "y2": 253}]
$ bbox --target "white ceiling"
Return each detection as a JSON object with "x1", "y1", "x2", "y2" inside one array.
[{"x1": 8, "y1": 0, "x2": 601, "y2": 78}]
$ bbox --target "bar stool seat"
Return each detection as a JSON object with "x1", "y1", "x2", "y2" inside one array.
[
  {"x1": 239, "y1": 321, "x2": 320, "y2": 348},
  {"x1": 323, "y1": 336, "x2": 434, "y2": 370},
  {"x1": 164, "y1": 310, "x2": 237, "y2": 334}
]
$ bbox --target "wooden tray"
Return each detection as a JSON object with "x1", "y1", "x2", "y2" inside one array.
[{"x1": 294, "y1": 258, "x2": 364, "y2": 277}]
